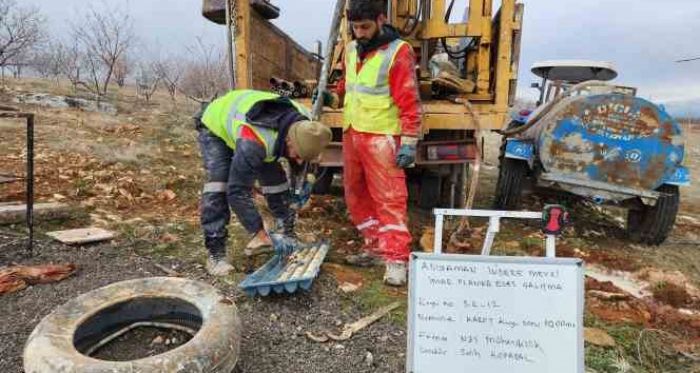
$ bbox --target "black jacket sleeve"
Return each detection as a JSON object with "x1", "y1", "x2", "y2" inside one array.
[{"x1": 226, "y1": 139, "x2": 267, "y2": 234}]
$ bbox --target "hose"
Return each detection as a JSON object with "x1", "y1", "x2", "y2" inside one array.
[
  {"x1": 440, "y1": 0, "x2": 471, "y2": 59},
  {"x1": 500, "y1": 80, "x2": 615, "y2": 137},
  {"x1": 448, "y1": 98, "x2": 482, "y2": 247},
  {"x1": 400, "y1": 0, "x2": 425, "y2": 36}
]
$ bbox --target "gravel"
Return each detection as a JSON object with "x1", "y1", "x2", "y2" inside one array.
[{"x1": 0, "y1": 232, "x2": 406, "y2": 373}]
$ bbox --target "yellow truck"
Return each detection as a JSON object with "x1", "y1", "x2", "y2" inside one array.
[{"x1": 202, "y1": 0, "x2": 524, "y2": 208}]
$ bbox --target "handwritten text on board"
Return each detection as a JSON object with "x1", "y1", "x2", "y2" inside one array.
[{"x1": 408, "y1": 255, "x2": 583, "y2": 373}]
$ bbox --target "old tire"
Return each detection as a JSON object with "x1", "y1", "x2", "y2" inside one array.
[
  {"x1": 494, "y1": 158, "x2": 528, "y2": 210},
  {"x1": 627, "y1": 185, "x2": 680, "y2": 245},
  {"x1": 24, "y1": 277, "x2": 241, "y2": 373}
]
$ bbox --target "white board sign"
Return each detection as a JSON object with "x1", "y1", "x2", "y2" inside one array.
[{"x1": 407, "y1": 253, "x2": 584, "y2": 373}]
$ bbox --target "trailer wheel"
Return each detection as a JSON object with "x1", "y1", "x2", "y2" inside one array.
[
  {"x1": 494, "y1": 158, "x2": 528, "y2": 210},
  {"x1": 627, "y1": 184, "x2": 680, "y2": 245},
  {"x1": 24, "y1": 277, "x2": 241, "y2": 373}
]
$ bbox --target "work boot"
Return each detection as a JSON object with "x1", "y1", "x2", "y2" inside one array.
[
  {"x1": 243, "y1": 246, "x2": 274, "y2": 257},
  {"x1": 383, "y1": 261, "x2": 407, "y2": 286},
  {"x1": 244, "y1": 229, "x2": 273, "y2": 257},
  {"x1": 345, "y1": 252, "x2": 384, "y2": 267},
  {"x1": 206, "y1": 256, "x2": 234, "y2": 277}
]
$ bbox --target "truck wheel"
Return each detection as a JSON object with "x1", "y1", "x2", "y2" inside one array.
[
  {"x1": 24, "y1": 277, "x2": 241, "y2": 373},
  {"x1": 627, "y1": 185, "x2": 680, "y2": 245},
  {"x1": 312, "y1": 167, "x2": 335, "y2": 195},
  {"x1": 494, "y1": 158, "x2": 528, "y2": 210}
]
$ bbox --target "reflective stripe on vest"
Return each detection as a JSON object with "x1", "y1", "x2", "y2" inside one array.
[
  {"x1": 343, "y1": 39, "x2": 407, "y2": 135},
  {"x1": 202, "y1": 90, "x2": 282, "y2": 162}
]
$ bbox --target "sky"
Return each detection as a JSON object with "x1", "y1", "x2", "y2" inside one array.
[{"x1": 23, "y1": 0, "x2": 700, "y2": 116}]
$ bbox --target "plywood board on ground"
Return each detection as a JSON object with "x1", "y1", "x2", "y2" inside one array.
[
  {"x1": 0, "y1": 175, "x2": 18, "y2": 184},
  {"x1": 46, "y1": 227, "x2": 115, "y2": 245}
]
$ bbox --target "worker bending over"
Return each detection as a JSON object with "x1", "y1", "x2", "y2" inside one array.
[{"x1": 195, "y1": 90, "x2": 332, "y2": 276}]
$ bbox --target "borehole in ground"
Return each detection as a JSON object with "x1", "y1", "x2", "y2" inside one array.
[{"x1": 73, "y1": 297, "x2": 202, "y2": 361}]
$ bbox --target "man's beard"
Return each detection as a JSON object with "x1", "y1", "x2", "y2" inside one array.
[
  {"x1": 357, "y1": 37, "x2": 372, "y2": 47},
  {"x1": 356, "y1": 26, "x2": 380, "y2": 47}
]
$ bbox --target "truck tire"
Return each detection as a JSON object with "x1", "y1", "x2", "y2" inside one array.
[
  {"x1": 627, "y1": 184, "x2": 680, "y2": 245},
  {"x1": 494, "y1": 158, "x2": 528, "y2": 210},
  {"x1": 24, "y1": 277, "x2": 241, "y2": 373}
]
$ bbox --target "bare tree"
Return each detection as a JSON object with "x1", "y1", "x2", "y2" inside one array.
[
  {"x1": 136, "y1": 61, "x2": 159, "y2": 103},
  {"x1": 59, "y1": 41, "x2": 83, "y2": 92},
  {"x1": 31, "y1": 48, "x2": 52, "y2": 78},
  {"x1": 0, "y1": 0, "x2": 45, "y2": 80},
  {"x1": 32, "y1": 41, "x2": 66, "y2": 83},
  {"x1": 179, "y1": 37, "x2": 228, "y2": 102},
  {"x1": 153, "y1": 57, "x2": 183, "y2": 100},
  {"x1": 113, "y1": 54, "x2": 130, "y2": 88},
  {"x1": 6, "y1": 46, "x2": 29, "y2": 78},
  {"x1": 72, "y1": 3, "x2": 135, "y2": 97}
]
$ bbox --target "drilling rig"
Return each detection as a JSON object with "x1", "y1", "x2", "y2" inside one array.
[{"x1": 202, "y1": 0, "x2": 524, "y2": 209}]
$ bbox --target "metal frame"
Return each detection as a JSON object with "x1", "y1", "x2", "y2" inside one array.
[
  {"x1": 0, "y1": 107, "x2": 34, "y2": 254},
  {"x1": 432, "y1": 208, "x2": 557, "y2": 257},
  {"x1": 406, "y1": 252, "x2": 585, "y2": 373},
  {"x1": 333, "y1": 0, "x2": 524, "y2": 130},
  {"x1": 539, "y1": 173, "x2": 661, "y2": 201}
]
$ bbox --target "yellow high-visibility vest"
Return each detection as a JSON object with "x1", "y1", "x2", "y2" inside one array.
[
  {"x1": 202, "y1": 90, "x2": 310, "y2": 162},
  {"x1": 343, "y1": 38, "x2": 408, "y2": 135}
]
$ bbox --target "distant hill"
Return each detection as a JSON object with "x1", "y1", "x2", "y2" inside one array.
[{"x1": 660, "y1": 99, "x2": 700, "y2": 119}]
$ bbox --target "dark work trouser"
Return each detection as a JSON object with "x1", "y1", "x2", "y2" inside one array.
[{"x1": 196, "y1": 123, "x2": 294, "y2": 259}]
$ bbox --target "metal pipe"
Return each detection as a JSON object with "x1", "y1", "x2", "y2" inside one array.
[
  {"x1": 315, "y1": 40, "x2": 323, "y2": 78},
  {"x1": 84, "y1": 321, "x2": 198, "y2": 357},
  {"x1": 545, "y1": 235, "x2": 556, "y2": 258},
  {"x1": 449, "y1": 165, "x2": 458, "y2": 208},
  {"x1": 419, "y1": 0, "x2": 431, "y2": 72},
  {"x1": 27, "y1": 113, "x2": 34, "y2": 254},
  {"x1": 225, "y1": 0, "x2": 236, "y2": 89},
  {"x1": 433, "y1": 213, "x2": 444, "y2": 254},
  {"x1": 536, "y1": 77, "x2": 546, "y2": 106},
  {"x1": 311, "y1": 0, "x2": 346, "y2": 121}
]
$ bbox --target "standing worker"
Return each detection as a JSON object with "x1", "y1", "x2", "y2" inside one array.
[
  {"x1": 317, "y1": 0, "x2": 422, "y2": 286},
  {"x1": 195, "y1": 89, "x2": 332, "y2": 276}
]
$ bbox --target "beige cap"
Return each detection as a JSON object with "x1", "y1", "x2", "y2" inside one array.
[{"x1": 287, "y1": 120, "x2": 333, "y2": 161}]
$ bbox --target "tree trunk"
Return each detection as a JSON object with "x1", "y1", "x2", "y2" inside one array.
[{"x1": 101, "y1": 64, "x2": 115, "y2": 96}]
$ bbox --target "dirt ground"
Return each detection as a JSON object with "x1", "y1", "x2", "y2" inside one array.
[
  {"x1": 0, "y1": 232, "x2": 405, "y2": 373},
  {"x1": 1, "y1": 78, "x2": 700, "y2": 372}
]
